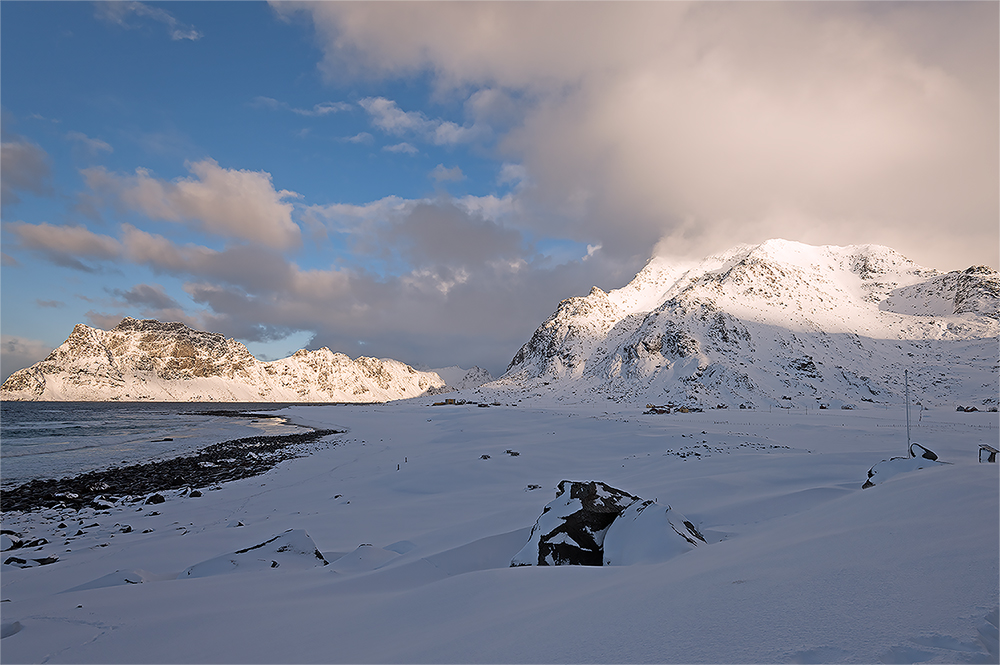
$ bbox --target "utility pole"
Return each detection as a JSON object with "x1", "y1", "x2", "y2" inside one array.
[{"x1": 905, "y1": 369, "x2": 911, "y2": 456}]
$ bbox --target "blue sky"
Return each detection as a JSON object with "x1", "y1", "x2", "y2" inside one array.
[{"x1": 2, "y1": 2, "x2": 997, "y2": 380}]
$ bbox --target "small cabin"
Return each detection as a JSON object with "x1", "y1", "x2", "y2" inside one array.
[{"x1": 979, "y1": 444, "x2": 998, "y2": 463}]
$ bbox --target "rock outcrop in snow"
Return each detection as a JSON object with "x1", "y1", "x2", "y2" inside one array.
[
  {"x1": 511, "y1": 480, "x2": 704, "y2": 567},
  {"x1": 0, "y1": 317, "x2": 446, "y2": 402},
  {"x1": 861, "y1": 443, "x2": 944, "y2": 489},
  {"x1": 181, "y1": 529, "x2": 329, "y2": 578},
  {"x1": 493, "y1": 240, "x2": 999, "y2": 408}
]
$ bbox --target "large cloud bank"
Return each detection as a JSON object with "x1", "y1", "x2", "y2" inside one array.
[
  {"x1": 4, "y1": 3, "x2": 996, "y2": 378},
  {"x1": 285, "y1": 1, "x2": 997, "y2": 268}
]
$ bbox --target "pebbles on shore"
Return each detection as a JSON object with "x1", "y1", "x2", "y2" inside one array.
[{"x1": 1, "y1": 428, "x2": 342, "y2": 513}]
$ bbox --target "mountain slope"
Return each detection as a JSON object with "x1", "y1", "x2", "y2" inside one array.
[
  {"x1": 0, "y1": 317, "x2": 445, "y2": 402},
  {"x1": 493, "y1": 240, "x2": 999, "y2": 409}
]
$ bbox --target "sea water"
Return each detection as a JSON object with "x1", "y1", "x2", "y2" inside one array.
[{"x1": 0, "y1": 402, "x2": 304, "y2": 488}]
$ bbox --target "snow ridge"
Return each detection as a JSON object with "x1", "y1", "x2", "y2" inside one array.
[
  {"x1": 0, "y1": 317, "x2": 445, "y2": 402},
  {"x1": 493, "y1": 240, "x2": 999, "y2": 409}
]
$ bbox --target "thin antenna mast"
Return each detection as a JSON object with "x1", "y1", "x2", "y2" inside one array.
[{"x1": 905, "y1": 369, "x2": 911, "y2": 456}]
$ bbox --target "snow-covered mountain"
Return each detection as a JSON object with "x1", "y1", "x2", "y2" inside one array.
[
  {"x1": 0, "y1": 317, "x2": 445, "y2": 402},
  {"x1": 491, "y1": 240, "x2": 999, "y2": 409},
  {"x1": 428, "y1": 365, "x2": 495, "y2": 391}
]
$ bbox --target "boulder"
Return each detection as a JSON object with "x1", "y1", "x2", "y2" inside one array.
[
  {"x1": 603, "y1": 500, "x2": 705, "y2": 566},
  {"x1": 511, "y1": 480, "x2": 641, "y2": 566},
  {"x1": 862, "y1": 446, "x2": 944, "y2": 489}
]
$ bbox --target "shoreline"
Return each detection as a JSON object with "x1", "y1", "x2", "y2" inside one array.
[{"x1": 0, "y1": 427, "x2": 343, "y2": 513}]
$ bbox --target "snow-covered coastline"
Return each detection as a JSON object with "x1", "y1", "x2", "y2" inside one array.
[{"x1": 2, "y1": 398, "x2": 997, "y2": 663}]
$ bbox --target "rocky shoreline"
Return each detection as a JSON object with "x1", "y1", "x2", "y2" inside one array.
[{"x1": 0, "y1": 428, "x2": 343, "y2": 513}]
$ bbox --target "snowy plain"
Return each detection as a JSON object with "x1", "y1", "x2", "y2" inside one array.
[{"x1": 1, "y1": 394, "x2": 997, "y2": 664}]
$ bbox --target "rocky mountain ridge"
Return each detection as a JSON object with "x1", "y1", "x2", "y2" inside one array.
[
  {"x1": 1, "y1": 317, "x2": 447, "y2": 402},
  {"x1": 490, "y1": 240, "x2": 999, "y2": 409}
]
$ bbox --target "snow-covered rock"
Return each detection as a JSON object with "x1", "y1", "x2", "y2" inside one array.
[
  {"x1": 1, "y1": 317, "x2": 446, "y2": 402},
  {"x1": 602, "y1": 499, "x2": 705, "y2": 566},
  {"x1": 861, "y1": 443, "x2": 945, "y2": 488},
  {"x1": 180, "y1": 529, "x2": 328, "y2": 578},
  {"x1": 511, "y1": 480, "x2": 640, "y2": 566},
  {"x1": 492, "y1": 240, "x2": 999, "y2": 408}
]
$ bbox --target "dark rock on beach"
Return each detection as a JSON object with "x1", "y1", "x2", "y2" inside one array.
[
  {"x1": 511, "y1": 480, "x2": 640, "y2": 566},
  {"x1": 1, "y1": 428, "x2": 342, "y2": 513}
]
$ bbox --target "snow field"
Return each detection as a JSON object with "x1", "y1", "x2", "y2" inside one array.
[{"x1": 1, "y1": 399, "x2": 997, "y2": 663}]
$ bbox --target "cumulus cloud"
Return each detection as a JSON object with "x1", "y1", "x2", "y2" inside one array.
[
  {"x1": 430, "y1": 164, "x2": 464, "y2": 183},
  {"x1": 8, "y1": 222, "x2": 123, "y2": 271},
  {"x1": 96, "y1": 1, "x2": 202, "y2": 41},
  {"x1": 1, "y1": 137, "x2": 52, "y2": 206},
  {"x1": 383, "y1": 142, "x2": 417, "y2": 155},
  {"x1": 110, "y1": 283, "x2": 181, "y2": 310},
  {"x1": 282, "y1": 1, "x2": 999, "y2": 270},
  {"x1": 7, "y1": 196, "x2": 628, "y2": 373},
  {"x1": 360, "y1": 97, "x2": 484, "y2": 146},
  {"x1": 83, "y1": 158, "x2": 302, "y2": 248}
]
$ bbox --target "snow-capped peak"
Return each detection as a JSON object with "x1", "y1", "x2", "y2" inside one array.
[
  {"x1": 491, "y1": 240, "x2": 997, "y2": 410},
  {"x1": 1, "y1": 318, "x2": 446, "y2": 402}
]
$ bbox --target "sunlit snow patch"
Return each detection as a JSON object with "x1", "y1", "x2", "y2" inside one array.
[{"x1": 180, "y1": 528, "x2": 328, "y2": 578}]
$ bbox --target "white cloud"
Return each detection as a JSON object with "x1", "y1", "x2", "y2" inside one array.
[
  {"x1": 359, "y1": 97, "x2": 430, "y2": 135},
  {"x1": 498, "y1": 163, "x2": 528, "y2": 188},
  {"x1": 252, "y1": 96, "x2": 351, "y2": 117},
  {"x1": 454, "y1": 193, "x2": 517, "y2": 223},
  {"x1": 383, "y1": 142, "x2": 418, "y2": 155},
  {"x1": 65, "y1": 131, "x2": 113, "y2": 154},
  {"x1": 95, "y1": 1, "x2": 202, "y2": 41},
  {"x1": 285, "y1": 1, "x2": 999, "y2": 269},
  {"x1": 83, "y1": 158, "x2": 302, "y2": 248},
  {"x1": 342, "y1": 132, "x2": 373, "y2": 144},
  {"x1": 430, "y1": 164, "x2": 465, "y2": 183},
  {"x1": 360, "y1": 97, "x2": 483, "y2": 146}
]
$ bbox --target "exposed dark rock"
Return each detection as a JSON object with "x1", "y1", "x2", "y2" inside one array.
[
  {"x1": 145, "y1": 493, "x2": 166, "y2": 505},
  {"x1": 909, "y1": 443, "x2": 938, "y2": 461},
  {"x1": 511, "y1": 480, "x2": 640, "y2": 566}
]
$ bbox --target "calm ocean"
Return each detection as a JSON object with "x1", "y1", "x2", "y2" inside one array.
[{"x1": 0, "y1": 402, "x2": 304, "y2": 488}]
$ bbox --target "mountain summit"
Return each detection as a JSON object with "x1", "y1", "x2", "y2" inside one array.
[
  {"x1": 493, "y1": 240, "x2": 998, "y2": 409},
  {"x1": 1, "y1": 317, "x2": 446, "y2": 402}
]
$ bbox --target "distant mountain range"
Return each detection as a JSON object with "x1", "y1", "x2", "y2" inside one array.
[
  {"x1": 0, "y1": 317, "x2": 489, "y2": 402},
  {"x1": 489, "y1": 239, "x2": 998, "y2": 409},
  {"x1": 3, "y1": 240, "x2": 996, "y2": 406}
]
